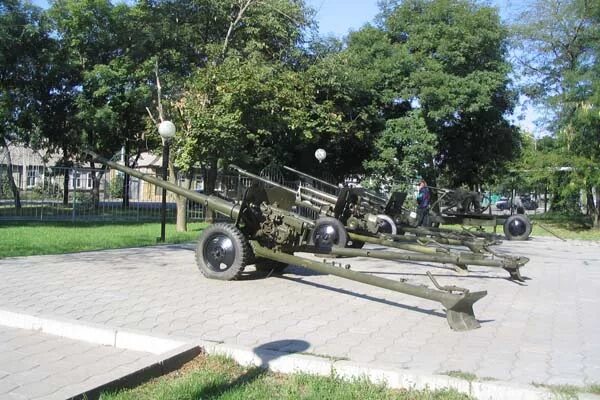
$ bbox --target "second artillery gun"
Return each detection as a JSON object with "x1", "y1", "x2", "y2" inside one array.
[
  {"x1": 282, "y1": 165, "x2": 507, "y2": 242},
  {"x1": 85, "y1": 149, "x2": 489, "y2": 331}
]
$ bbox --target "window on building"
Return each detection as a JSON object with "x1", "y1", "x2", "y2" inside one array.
[
  {"x1": 26, "y1": 166, "x2": 40, "y2": 187},
  {"x1": 72, "y1": 171, "x2": 93, "y2": 189}
]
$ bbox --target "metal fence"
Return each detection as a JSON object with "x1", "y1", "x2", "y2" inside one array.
[{"x1": 0, "y1": 165, "x2": 319, "y2": 222}]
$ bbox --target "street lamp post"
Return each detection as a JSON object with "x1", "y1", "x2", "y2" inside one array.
[{"x1": 158, "y1": 120, "x2": 176, "y2": 242}]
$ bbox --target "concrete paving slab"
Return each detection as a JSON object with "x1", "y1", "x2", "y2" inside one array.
[
  {"x1": 0, "y1": 325, "x2": 156, "y2": 399},
  {"x1": 0, "y1": 236, "x2": 599, "y2": 399}
]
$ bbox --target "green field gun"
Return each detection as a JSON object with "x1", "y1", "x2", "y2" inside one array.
[
  {"x1": 229, "y1": 164, "x2": 528, "y2": 281},
  {"x1": 282, "y1": 165, "x2": 507, "y2": 244},
  {"x1": 84, "y1": 150, "x2": 488, "y2": 331}
]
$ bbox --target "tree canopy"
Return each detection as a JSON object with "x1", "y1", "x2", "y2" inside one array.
[
  {"x1": 511, "y1": 0, "x2": 599, "y2": 224},
  {"x1": 1, "y1": 0, "x2": 526, "y2": 216}
]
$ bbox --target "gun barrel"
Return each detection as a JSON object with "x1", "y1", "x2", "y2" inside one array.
[
  {"x1": 299, "y1": 185, "x2": 338, "y2": 204},
  {"x1": 283, "y1": 165, "x2": 340, "y2": 191},
  {"x1": 229, "y1": 164, "x2": 297, "y2": 196},
  {"x1": 85, "y1": 150, "x2": 240, "y2": 219},
  {"x1": 285, "y1": 165, "x2": 388, "y2": 204}
]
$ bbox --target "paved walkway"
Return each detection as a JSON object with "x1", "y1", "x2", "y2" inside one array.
[
  {"x1": 0, "y1": 325, "x2": 155, "y2": 399},
  {"x1": 0, "y1": 236, "x2": 599, "y2": 398}
]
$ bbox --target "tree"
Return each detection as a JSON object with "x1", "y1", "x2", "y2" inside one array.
[
  {"x1": 512, "y1": 0, "x2": 600, "y2": 226},
  {"x1": 313, "y1": 0, "x2": 519, "y2": 189},
  {"x1": 170, "y1": 0, "x2": 313, "y2": 223},
  {"x1": 383, "y1": 0, "x2": 520, "y2": 187},
  {"x1": 364, "y1": 110, "x2": 437, "y2": 192},
  {"x1": 1, "y1": 0, "x2": 56, "y2": 208}
]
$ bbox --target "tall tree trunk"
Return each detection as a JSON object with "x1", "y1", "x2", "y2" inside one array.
[
  {"x1": 61, "y1": 143, "x2": 71, "y2": 205},
  {"x1": 593, "y1": 186, "x2": 599, "y2": 229},
  {"x1": 63, "y1": 171, "x2": 69, "y2": 205},
  {"x1": 122, "y1": 142, "x2": 130, "y2": 208},
  {"x1": 203, "y1": 158, "x2": 218, "y2": 223},
  {"x1": 585, "y1": 187, "x2": 594, "y2": 216},
  {"x1": 89, "y1": 163, "x2": 103, "y2": 209},
  {"x1": 1, "y1": 138, "x2": 21, "y2": 209},
  {"x1": 171, "y1": 164, "x2": 191, "y2": 232}
]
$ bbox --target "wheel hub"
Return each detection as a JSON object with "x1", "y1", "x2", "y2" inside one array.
[
  {"x1": 378, "y1": 219, "x2": 393, "y2": 234},
  {"x1": 508, "y1": 219, "x2": 526, "y2": 236},
  {"x1": 204, "y1": 234, "x2": 235, "y2": 271},
  {"x1": 315, "y1": 224, "x2": 338, "y2": 250}
]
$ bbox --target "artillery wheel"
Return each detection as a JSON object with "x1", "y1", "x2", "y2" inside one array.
[
  {"x1": 255, "y1": 258, "x2": 288, "y2": 274},
  {"x1": 503, "y1": 215, "x2": 532, "y2": 241},
  {"x1": 311, "y1": 217, "x2": 348, "y2": 252},
  {"x1": 196, "y1": 223, "x2": 253, "y2": 280}
]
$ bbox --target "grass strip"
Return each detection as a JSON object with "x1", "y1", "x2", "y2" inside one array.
[
  {"x1": 102, "y1": 354, "x2": 473, "y2": 400},
  {"x1": 0, "y1": 221, "x2": 208, "y2": 258}
]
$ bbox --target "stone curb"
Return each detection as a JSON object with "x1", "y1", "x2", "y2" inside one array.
[
  {"x1": 205, "y1": 343, "x2": 600, "y2": 400},
  {"x1": 0, "y1": 308, "x2": 187, "y2": 354},
  {"x1": 2, "y1": 308, "x2": 598, "y2": 400}
]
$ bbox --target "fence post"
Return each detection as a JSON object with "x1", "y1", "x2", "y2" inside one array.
[{"x1": 71, "y1": 168, "x2": 77, "y2": 223}]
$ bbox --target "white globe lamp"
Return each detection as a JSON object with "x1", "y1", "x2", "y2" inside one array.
[
  {"x1": 158, "y1": 120, "x2": 176, "y2": 139},
  {"x1": 314, "y1": 148, "x2": 326, "y2": 163}
]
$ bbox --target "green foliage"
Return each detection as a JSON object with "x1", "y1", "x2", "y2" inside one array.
[
  {"x1": 364, "y1": 111, "x2": 437, "y2": 192},
  {"x1": 0, "y1": 174, "x2": 14, "y2": 199},
  {"x1": 381, "y1": 0, "x2": 519, "y2": 186},
  {"x1": 109, "y1": 173, "x2": 125, "y2": 198},
  {"x1": 2, "y1": 0, "x2": 523, "y2": 201},
  {"x1": 511, "y1": 0, "x2": 599, "y2": 223},
  {"x1": 0, "y1": 0, "x2": 56, "y2": 144},
  {"x1": 175, "y1": 55, "x2": 315, "y2": 173},
  {"x1": 30, "y1": 180, "x2": 62, "y2": 200}
]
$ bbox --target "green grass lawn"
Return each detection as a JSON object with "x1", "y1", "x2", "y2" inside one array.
[
  {"x1": 102, "y1": 354, "x2": 472, "y2": 400},
  {"x1": 0, "y1": 221, "x2": 208, "y2": 258},
  {"x1": 529, "y1": 213, "x2": 600, "y2": 240}
]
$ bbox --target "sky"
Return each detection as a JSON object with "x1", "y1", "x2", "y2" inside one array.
[
  {"x1": 305, "y1": 0, "x2": 381, "y2": 37},
  {"x1": 305, "y1": 0, "x2": 530, "y2": 37}
]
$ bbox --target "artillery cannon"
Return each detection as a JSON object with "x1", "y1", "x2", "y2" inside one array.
[
  {"x1": 282, "y1": 165, "x2": 532, "y2": 241},
  {"x1": 85, "y1": 150, "x2": 487, "y2": 331},
  {"x1": 229, "y1": 164, "x2": 528, "y2": 281}
]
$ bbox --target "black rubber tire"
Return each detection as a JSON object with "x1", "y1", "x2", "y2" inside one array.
[
  {"x1": 255, "y1": 258, "x2": 288, "y2": 274},
  {"x1": 311, "y1": 217, "x2": 348, "y2": 251},
  {"x1": 503, "y1": 215, "x2": 532, "y2": 241},
  {"x1": 195, "y1": 223, "x2": 253, "y2": 280}
]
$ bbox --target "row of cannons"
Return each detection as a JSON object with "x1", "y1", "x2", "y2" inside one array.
[{"x1": 86, "y1": 151, "x2": 532, "y2": 332}]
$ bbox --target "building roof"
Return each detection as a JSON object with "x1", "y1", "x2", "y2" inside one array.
[
  {"x1": 0, "y1": 142, "x2": 163, "y2": 169},
  {"x1": 0, "y1": 142, "x2": 62, "y2": 167}
]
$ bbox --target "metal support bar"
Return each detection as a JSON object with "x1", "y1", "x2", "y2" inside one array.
[
  {"x1": 251, "y1": 242, "x2": 485, "y2": 331},
  {"x1": 327, "y1": 246, "x2": 526, "y2": 271}
]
